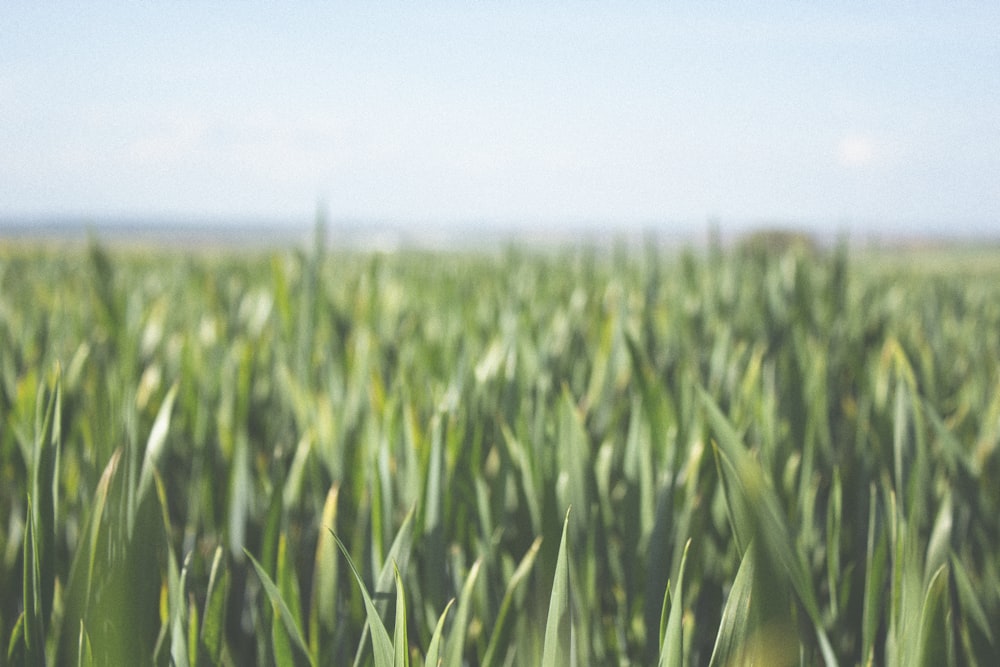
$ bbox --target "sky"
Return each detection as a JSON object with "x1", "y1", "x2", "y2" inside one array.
[{"x1": 2, "y1": 2, "x2": 999, "y2": 237}]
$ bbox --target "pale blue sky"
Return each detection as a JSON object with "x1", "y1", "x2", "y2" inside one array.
[{"x1": 2, "y1": 2, "x2": 998, "y2": 236}]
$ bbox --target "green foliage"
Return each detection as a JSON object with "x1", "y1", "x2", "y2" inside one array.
[{"x1": 1, "y1": 235, "x2": 999, "y2": 664}]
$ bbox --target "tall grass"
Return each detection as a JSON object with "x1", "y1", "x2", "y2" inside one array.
[{"x1": 1, "y1": 233, "x2": 998, "y2": 665}]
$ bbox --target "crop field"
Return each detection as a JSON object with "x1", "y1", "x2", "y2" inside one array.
[{"x1": 1, "y1": 230, "x2": 998, "y2": 665}]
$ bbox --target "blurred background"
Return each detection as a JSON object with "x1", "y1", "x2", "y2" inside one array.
[{"x1": 2, "y1": 2, "x2": 998, "y2": 246}]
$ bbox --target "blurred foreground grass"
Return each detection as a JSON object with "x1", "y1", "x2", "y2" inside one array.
[{"x1": 1, "y1": 233, "x2": 998, "y2": 665}]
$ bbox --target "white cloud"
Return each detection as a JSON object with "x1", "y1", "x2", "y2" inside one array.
[
  {"x1": 837, "y1": 135, "x2": 876, "y2": 167},
  {"x1": 126, "y1": 114, "x2": 211, "y2": 165}
]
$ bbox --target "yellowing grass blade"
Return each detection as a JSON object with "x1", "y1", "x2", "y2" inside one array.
[{"x1": 309, "y1": 483, "x2": 340, "y2": 660}]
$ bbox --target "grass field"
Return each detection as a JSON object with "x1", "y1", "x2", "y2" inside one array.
[{"x1": 1, "y1": 229, "x2": 998, "y2": 665}]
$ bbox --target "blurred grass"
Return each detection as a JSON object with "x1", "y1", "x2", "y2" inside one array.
[{"x1": 1, "y1": 233, "x2": 999, "y2": 664}]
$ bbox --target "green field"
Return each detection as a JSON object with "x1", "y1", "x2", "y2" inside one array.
[{"x1": 1, "y1": 231, "x2": 998, "y2": 665}]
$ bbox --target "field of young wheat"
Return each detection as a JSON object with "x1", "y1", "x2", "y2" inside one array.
[{"x1": 1, "y1": 231, "x2": 997, "y2": 665}]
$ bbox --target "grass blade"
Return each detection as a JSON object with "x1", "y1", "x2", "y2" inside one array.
[
  {"x1": 352, "y1": 506, "x2": 416, "y2": 666},
  {"x1": 30, "y1": 372, "x2": 60, "y2": 628},
  {"x1": 423, "y1": 599, "x2": 454, "y2": 667},
  {"x1": 135, "y1": 382, "x2": 178, "y2": 525},
  {"x1": 169, "y1": 551, "x2": 191, "y2": 667},
  {"x1": 708, "y1": 543, "x2": 755, "y2": 667},
  {"x1": 542, "y1": 508, "x2": 572, "y2": 667},
  {"x1": 482, "y1": 536, "x2": 542, "y2": 666},
  {"x1": 949, "y1": 552, "x2": 994, "y2": 644},
  {"x1": 77, "y1": 621, "x2": 94, "y2": 667},
  {"x1": 442, "y1": 558, "x2": 482, "y2": 667},
  {"x1": 245, "y1": 549, "x2": 314, "y2": 667},
  {"x1": 200, "y1": 546, "x2": 229, "y2": 664},
  {"x1": 332, "y1": 531, "x2": 395, "y2": 667},
  {"x1": 915, "y1": 564, "x2": 950, "y2": 667},
  {"x1": 392, "y1": 565, "x2": 409, "y2": 667},
  {"x1": 309, "y1": 483, "x2": 340, "y2": 660},
  {"x1": 861, "y1": 484, "x2": 888, "y2": 665},
  {"x1": 21, "y1": 497, "x2": 45, "y2": 666},
  {"x1": 658, "y1": 539, "x2": 690, "y2": 667},
  {"x1": 698, "y1": 387, "x2": 838, "y2": 666}
]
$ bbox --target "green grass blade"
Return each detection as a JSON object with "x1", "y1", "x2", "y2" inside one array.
[
  {"x1": 77, "y1": 621, "x2": 94, "y2": 667},
  {"x1": 710, "y1": 442, "x2": 747, "y2": 556},
  {"x1": 499, "y1": 424, "x2": 542, "y2": 536},
  {"x1": 31, "y1": 371, "x2": 60, "y2": 627},
  {"x1": 353, "y1": 506, "x2": 416, "y2": 666},
  {"x1": 277, "y1": 533, "x2": 304, "y2": 631},
  {"x1": 170, "y1": 551, "x2": 192, "y2": 667},
  {"x1": 200, "y1": 546, "x2": 229, "y2": 665},
  {"x1": 419, "y1": 412, "x2": 447, "y2": 605},
  {"x1": 332, "y1": 531, "x2": 394, "y2": 667},
  {"x1": 442, "y1": 558, "x2": 482, "y2": 667},
  {"x1": 825, "y1": 466, "x2": 843, "y2": 618},
  {"x1": 187, "y1": 594, "x2": 199, "y2": 667},
  {"x1": 245, "y1": 549, "x2": 314, "y2": 667},
  {"x1": 227, "y1": 431, "x2": 251, "y2": 559},
  {"x1": 708, "y1": 540, "x2": 798, "y2": 667},
  {"x1": 698, "y1": 387, "x2": 838, "y2": 666},
  {"x1": 21, "y1": 497, "x2": 44, "y2": 666},
  {"x1": 708, "y1": 543, "x2": 755, "y2": 667},
  {"x1": 542, "y1": 508, "x2": 572, "y2": 667},
  {"x1": 915, "y1": 564, "x2": 950, "y2": 667},
  {"x1": 376, "y1": 506, "x2": 416, "y2": 616},
  {"x1": 924, "y1": 492, "x2": 952, "y2": 585},
  {"x1": 84, "y1": 448, "x2": 122, "y2": 616},
  {"x1": 861, "y1": 485, "x2": 888, "y2": 666},
  {"x1": 135, "y1": 382, "x2": 178, "y2": 524},
  {"x1": 482, "y1": 536, "x2": 542, "y2": 667},
  {"x1": 658, "y1": 581, "x2": 671, "y2": 657},
  {"x1": 558, "y1": 388, "x2": 590, "y2": 537},
  {"x1": 271, "y1": 610, "x2": 297, "y2": 667},
  {"x1": 658, "y1": 539, "x2": 690, "y2": 667},
  {"x1": 260, "y1": 471, "x2": 286, "y2": 579},
  {"x1": 392, "y1": 564, "x2": 409, "y2": 667},
  {"x1": 423, "y1": 599, "x2": 454, "y2": 667},
  {"x1": 949, "y1": 552, "x2": 994, "y2": 644},
  {"x1": 7, "y1": 613, "x2": 26, "y2": 665}
]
